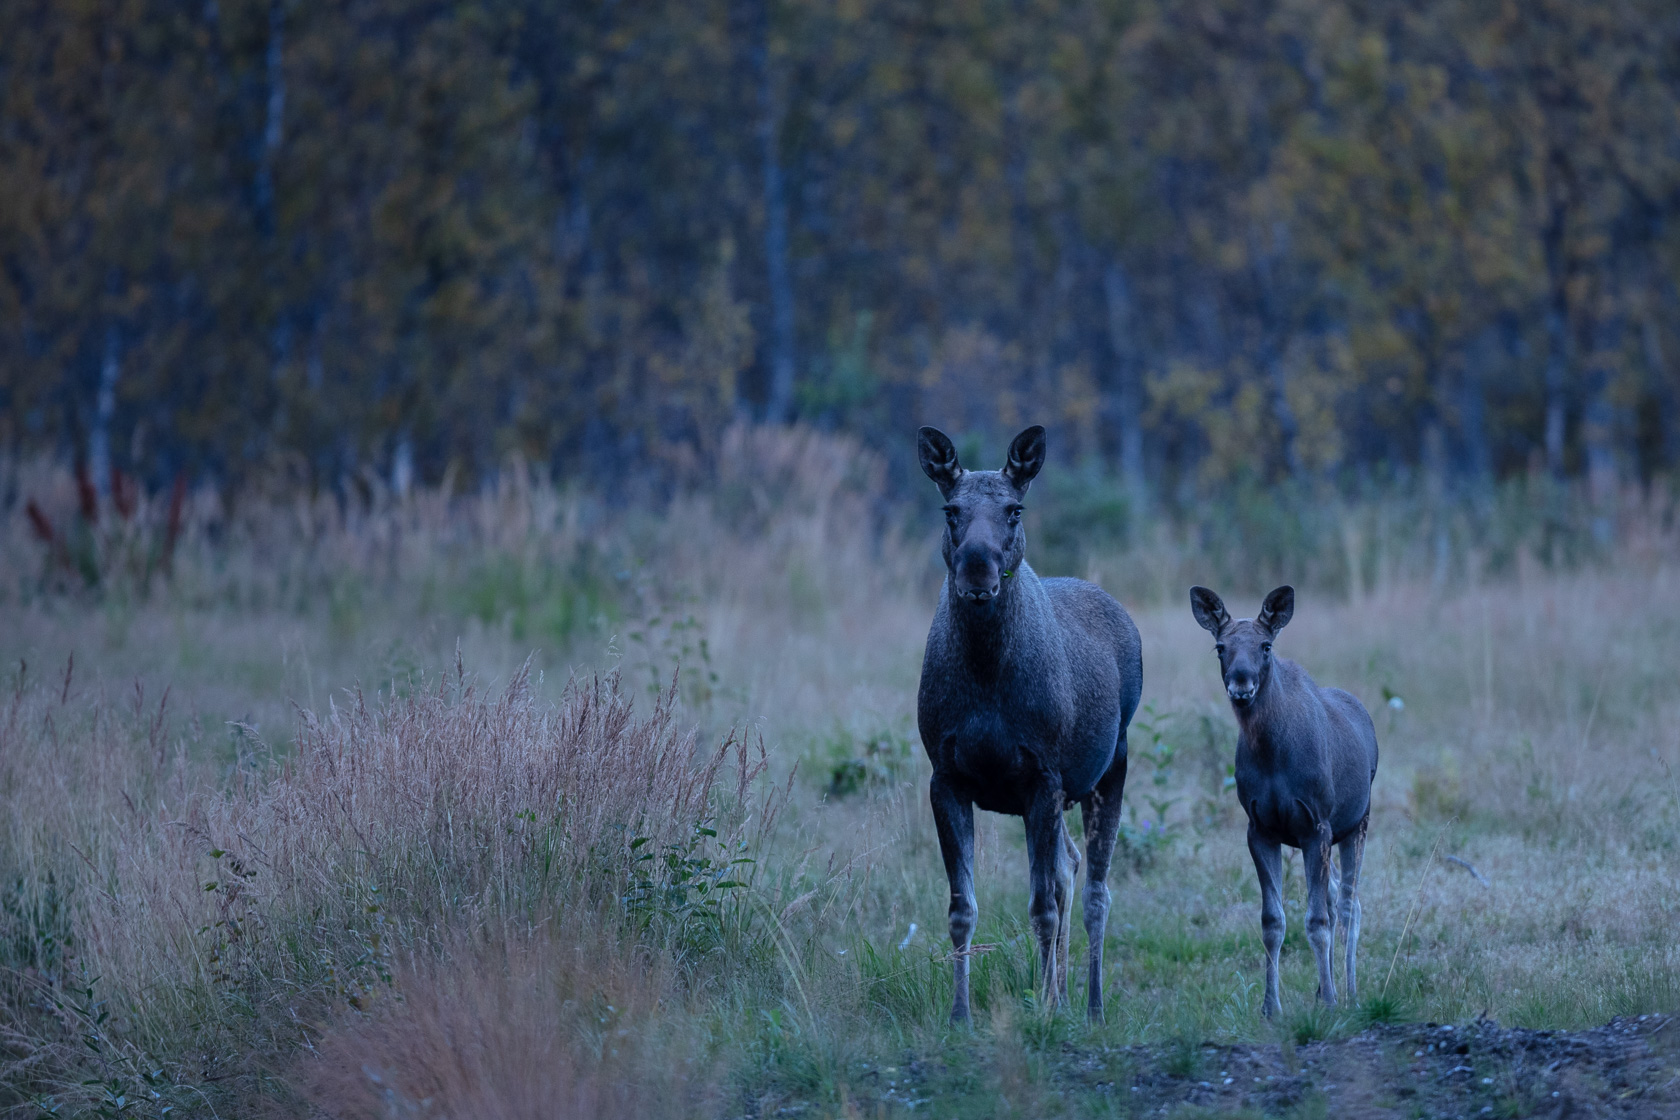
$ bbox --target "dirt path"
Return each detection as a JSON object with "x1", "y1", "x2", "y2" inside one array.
[
  {"x1": 837, "y1": 1014, "x2": 1678, "y2": 1118},
  {"x1": 1096, "y1": 1015, "x2": 1678, "y2": 1118}
]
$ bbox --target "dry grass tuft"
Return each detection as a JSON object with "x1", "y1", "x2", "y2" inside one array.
[
  {"x1": 300, "y1": 922, "x2": 713, "y2": 1120},
  {"x1": 262, "y1": 664, "x2": 730, "y2": 916}
]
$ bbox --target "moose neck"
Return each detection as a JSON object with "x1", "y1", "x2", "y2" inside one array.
[
  {"x1": 946, "y1": 563, "x2": 1035, "y2": 670},
  {"x1": 1232, "y1": 680, "x2": 1291, "y2": 761}
]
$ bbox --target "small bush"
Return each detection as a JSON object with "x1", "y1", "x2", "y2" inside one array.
[
  {"x1": 1162, "y1": 1034, "x2": 1203, "y2": 1079},
  {"x1": 1282, "y1": 1000, "x2": 1355, "y2": 1046},
  {"x1": 820, "y1": 727, "x2": 916, "y2": 799},
  {"x1": 1360, "y1": 991, "x2": 1408, "y2": 1025}
]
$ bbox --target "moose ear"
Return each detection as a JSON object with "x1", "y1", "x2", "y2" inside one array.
[
  {"x1": 918, "y1": 426, "x2": 964, "y2": 497},
  {"x1": 1257, "y1": 585, "x2": 1295, "y2": 634},
  {"x1": 1189, "y1": 586, "x2": 1230, "y2": 635},
  {"x1": 1001, "y1": 425, "x2": 1046, "y2": 491}
]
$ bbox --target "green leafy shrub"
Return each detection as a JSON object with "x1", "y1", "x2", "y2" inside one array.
[{"x1": 820, "y1": 727, "x2": 915, "y2": 798}]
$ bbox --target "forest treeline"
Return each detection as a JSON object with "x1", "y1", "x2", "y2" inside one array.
[{"x1": 3, "y1": 0, "x2": 1678, "y2": 500}]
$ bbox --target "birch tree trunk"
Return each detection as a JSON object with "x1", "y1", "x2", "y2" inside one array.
[
  {"x1": 89, "y1": 324, "x2": 120, "y2": 494},
  {"x1": 753, "y1": 0, "x2": 796, "y2": 424},
  {"x1": 1103, "y1": 262, "x2": 1144, "y2": 496}
]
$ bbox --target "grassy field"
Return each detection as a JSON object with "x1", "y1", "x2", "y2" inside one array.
[{"x1": 0, "y1": 432, "x2": 1676, "y2": 1118}]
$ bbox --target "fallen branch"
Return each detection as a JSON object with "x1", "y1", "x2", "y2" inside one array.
[{"x1": 1444, "y1": 854, "x2": 1490, "y2": 887}]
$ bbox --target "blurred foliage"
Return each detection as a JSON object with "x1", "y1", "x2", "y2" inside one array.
[
  {"x1": 443, "y1": 540, "x2": 627, "y2": 650},
  {"x1": 2, "y1": 0, "x2": 1678, "y2": 503},
  {"x1": 818, "y1": 726, "x2": 916, "y2": 799},
  {"x1": 20, "y1": 462, "x2": 185, "y2": 596}
]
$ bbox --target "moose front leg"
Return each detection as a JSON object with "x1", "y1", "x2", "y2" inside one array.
[
  {"x1": 1303, "y1": 820, "x2": 1338, "y2": 1007},
  {"x1": 1248, "y1": 827, "x2": 1286, "y2": 1018},
  {"x1": 1025, "y1": 783, "x2": 1072, "y2": 1010},
  {"x1": 930, "y1": 776, "x2": 977, "y2": 1024}
]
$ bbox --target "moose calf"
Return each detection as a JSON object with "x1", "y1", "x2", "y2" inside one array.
[{"x1": 1190, "y1": 585, "x2": 1378, "y2": 1018}]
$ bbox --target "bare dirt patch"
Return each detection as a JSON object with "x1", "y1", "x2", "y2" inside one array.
[
  {"x1": 836, "y1": 1014, "x2": 1679, "y2": 1118},
  {"x1": 1118, "y1": 1014, "x2": 1679, "y2": 1118}
]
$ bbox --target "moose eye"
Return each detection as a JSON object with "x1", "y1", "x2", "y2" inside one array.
[
  {"x1": 1215, "y1": 644, "x2": 1225, "y2": 655},
  {"x1": 1261, "y1": 642, "x2": 1272, "y2": 653},
  {"x1": 1007, "y1": 506, "x2": 1023, "y2": 524}
]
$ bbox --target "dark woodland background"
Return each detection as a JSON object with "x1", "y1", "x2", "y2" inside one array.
[{"x1": 4, "y1": 0, "x2": 1679, "y2": 510}]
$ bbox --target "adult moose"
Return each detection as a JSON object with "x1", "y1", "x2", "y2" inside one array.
[
  {"x1": 917, "y1": 425, "x2": 1142, "y2": 1022},
  {"x1": 1190, "y1": 585, "x2": 1378, "y2": 1019}
]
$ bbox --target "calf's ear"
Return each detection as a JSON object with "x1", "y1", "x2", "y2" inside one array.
[
  {"x1": 1189, "y1": 586, "x2": 1230, "y2": 635},
  {"x1": 1001, "y1": 425, "x2": 1046, "y2": 492},
  {"x1": 1258, "y1": 585, "x2": 1295, "y2": 634},
  {"x1": 918, "y1": 426, "x2": 964, "y2": 497}
]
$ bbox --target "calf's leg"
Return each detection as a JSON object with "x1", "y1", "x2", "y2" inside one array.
[
  {"x1": 1080, "y1": 750, "x2": 1127, "y2": 1021},
  {"x1": 1248, "y1": 828, "x2": 1286, "y2": 1019},
  {"x1": 1303, "y1": 819, "x2": 1337, "y2": 1007},
  {"x1": 930, "y1": 777, "x2": 977, "y2": 1024},
  {"x1": 1337, "y1": 815, "x2": 1368, "y2": 1004},
  {"x1": 1024, "y1": 784, "x2": 1069, "y2": 1010}
]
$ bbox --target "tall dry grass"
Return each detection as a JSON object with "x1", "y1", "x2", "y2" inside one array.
[
  {"x1": 0, "y1": 425, "x2": 922, "y2": 747},
  {"x1": 0, "y1": 659, "x2": 775, "y2": 1115},
  {"x1": 300, "y1": 923, "x2": 711, "y2": 1120}
]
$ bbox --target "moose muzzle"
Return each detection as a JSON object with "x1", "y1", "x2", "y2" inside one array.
[{"x1": 952, "y1": 543, "x2": 1002, "y2": 603}]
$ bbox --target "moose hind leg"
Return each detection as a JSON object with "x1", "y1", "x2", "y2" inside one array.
[
  {"x1": 1025, "y1": 785, "x2": 1068, "y2": 1010},
  {"x1": 1080, "y1": 752, "x2": 1127, "y2": 1021},
  {"x1": 1055, "y1": 819, "x2": 1080, "y2": 1004},
  {"x1": 1303, "y1": 821, "x2": 1337, "y2": 1007},
  {"x1": 930, "y1": 777, "x2": 977, "y2": 1023},
  {"x1": 1248, "y1": 828, "x2": 1286, "y2": 1019},
  {"x1": 1327, "y1": 860, "x2": 1341, "y2": 951},
  {"x1": 1338, "y1": 816, "x2": 1368, "y2": 1004}
]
